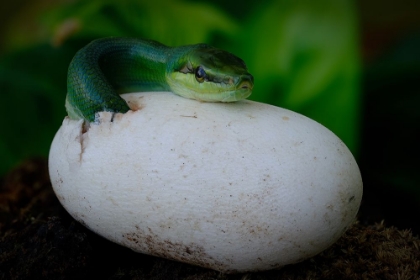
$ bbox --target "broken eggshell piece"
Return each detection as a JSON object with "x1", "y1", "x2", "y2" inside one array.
[{"x1": 48, "y1": 92, "x2": 363, "y2": 273}]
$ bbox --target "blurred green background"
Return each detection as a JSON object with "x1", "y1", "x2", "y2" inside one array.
[{"x1": 0, "y1": 0, "x2": 419, "y2": 232}]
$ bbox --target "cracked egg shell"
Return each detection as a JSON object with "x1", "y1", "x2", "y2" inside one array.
[{"x1": 48, "y1": 92, "x2": 362, "y2": 273}]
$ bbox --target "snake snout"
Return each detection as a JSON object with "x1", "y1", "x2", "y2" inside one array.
[{"x1": 238, "y1": 74, "x2": 254, "y2": 90}]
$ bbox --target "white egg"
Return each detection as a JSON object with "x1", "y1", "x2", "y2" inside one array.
[{"x1": 48, "y1": 92, "x2": 362, "y2": 273}]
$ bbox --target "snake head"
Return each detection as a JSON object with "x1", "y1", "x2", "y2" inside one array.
[{"x1": 167, "y1": 44, "x2": 253, "y2": 102}]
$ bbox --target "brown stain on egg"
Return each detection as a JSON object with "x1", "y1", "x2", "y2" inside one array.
[
  {"x1": 121, "y1": 226, "x2": 234, "y2": 272},
  {"x1": 126, "y1": 95, "x2": 144, "y2": 111}
]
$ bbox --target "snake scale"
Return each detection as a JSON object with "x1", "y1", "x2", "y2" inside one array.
[{"x1": 66, "y1": 37, "x2": 254, "y2": 122}]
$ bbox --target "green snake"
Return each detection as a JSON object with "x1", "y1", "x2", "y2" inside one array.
[{"x1": 66, "y1": 37, "x2": 254, "y2": 122}]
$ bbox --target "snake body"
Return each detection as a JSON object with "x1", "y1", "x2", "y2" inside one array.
[{"x1": 66, "y1": 37, "x2": 253, "y2": 122}]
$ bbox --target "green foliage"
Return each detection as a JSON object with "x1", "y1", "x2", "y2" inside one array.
[
  {"x1": 0, "y1": 43, "x2": 75, "y2": 173},
  {"x1": 0, "y1": 0, "x2": 360, "y2": 175},
  {"x1": 42, "y1": 0, "x2": 238, "y2": 46},
  {"x1": 234, "y1": 1, "x2": 360, "y2": 153}
]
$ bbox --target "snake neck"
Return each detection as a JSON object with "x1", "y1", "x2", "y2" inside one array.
[
  {"x1": 95, "y1": 38, "x2": 172, "y2": 92},
  {"x1": 66, "y1": 38, "x2": 177, "y2": 121}
]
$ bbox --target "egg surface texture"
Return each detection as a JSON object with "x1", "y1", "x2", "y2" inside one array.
[{"x1": 49, "y1": 92, "x2": 363, "y2": 273}]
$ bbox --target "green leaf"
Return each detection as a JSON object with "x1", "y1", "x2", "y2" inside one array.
[
  {"x1": 235, "y1": 0, "x2": 361, "y2": 155},
  {"x1": 43, "y1": 0, "x2": 238, "y2": 46},
  {"x1": 0, "y1": 43, "x2": 78, "y2": 175}
]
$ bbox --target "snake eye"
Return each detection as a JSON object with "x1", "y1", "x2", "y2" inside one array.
[{"x1": 195, "y1": 66, "x2": 206, "y2": 83}]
